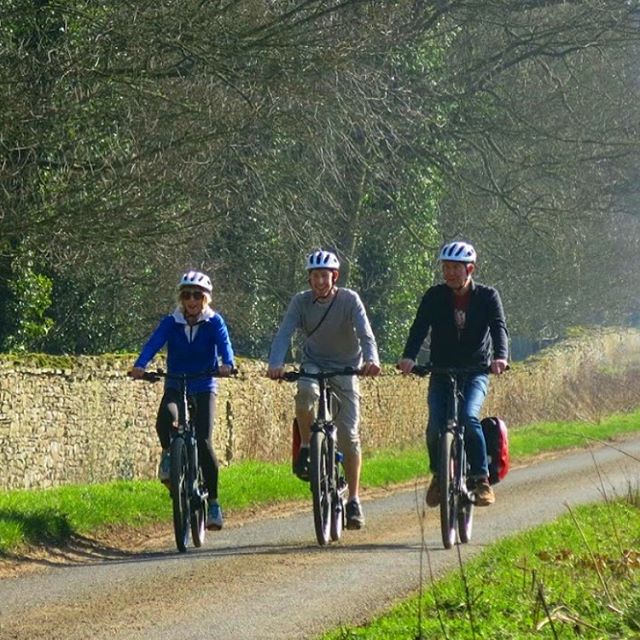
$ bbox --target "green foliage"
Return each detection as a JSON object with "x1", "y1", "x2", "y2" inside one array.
[
  {"x1": 1, "y1": 252, "x2": 53, "y2": 352},
  {"x1": 360, "y1": 163, "x2": 442, "y2": 360},
  {"x1": 1, "y1": 1, "x2": 639, "y2": 358}
]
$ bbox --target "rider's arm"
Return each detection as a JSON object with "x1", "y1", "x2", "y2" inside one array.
[
  {"x1": 401, "y1": 289, "x2": 434, "y2": 362},
  {"x1": 351, "y1": 292, "x2": 380, "y2": 375},
  {"x1": 267, "y1": 295, "x2": 303, "y2": 376},
  {"x1": 133, "y1": 316, "x2": 173, "y2": 370},
  {"x1": 212, "y1": 314, "x2": 235, "y2": 368},
  {"x1": 487, "y1": 288, "x2": 509, "y2": 369}
]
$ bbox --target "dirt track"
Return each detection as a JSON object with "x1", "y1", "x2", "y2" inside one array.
[{"x1": 1, "y1": 437, "x2": 639, "y2": 640}]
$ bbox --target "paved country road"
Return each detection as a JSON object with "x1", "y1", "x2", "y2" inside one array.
[{"x1": 1, "y1": 437, "x2": 639, "y2": 640}]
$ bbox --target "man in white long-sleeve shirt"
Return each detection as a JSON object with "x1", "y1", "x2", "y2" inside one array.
[{"x1": 267, "y1": 249, "x2": 380, "y2": 529}]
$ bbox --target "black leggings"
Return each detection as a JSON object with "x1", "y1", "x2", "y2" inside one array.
[{"x1": 156, "y1": 389, "x2": 220, "y2": 500}]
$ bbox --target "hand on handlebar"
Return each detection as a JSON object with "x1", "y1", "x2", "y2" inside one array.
[
  {"x1": 490, "y1": 359, "x2": 509, "y2": 375},
  {"x1": 128, "y1": 367, "x2": 146, "y2": 380},
  {"x1": 396, "y1": 358, "x2": 416, "y2": 375},
  {"x1": 360, "y1": 361, "x2": 381, "y2": 377},
  {"x1": 218, "y1": 363, "x2": 234, "y2": 377},
  {"x1": 266, "y1": 366, "x2": 285, "y2": 380}
]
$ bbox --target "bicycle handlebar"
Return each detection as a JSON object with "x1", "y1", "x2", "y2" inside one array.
[
  {"x1": 280, "y1": 367, "x2": 362, "y2": 383},
  {"x1": 138, "y1": 368, "x2": 239, "y2": 383},
  {"x1": 408, "y1": 364, "x2": 491, "y2": 378}
]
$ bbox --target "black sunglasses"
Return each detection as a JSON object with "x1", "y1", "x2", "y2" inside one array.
[{"x1": 180, "y1": 290, "x2": 204, "y2": 301}]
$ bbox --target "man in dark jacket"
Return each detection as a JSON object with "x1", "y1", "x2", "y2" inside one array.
[{"x1": 397, "y1": 241, "x2": 508, "y2": 506}]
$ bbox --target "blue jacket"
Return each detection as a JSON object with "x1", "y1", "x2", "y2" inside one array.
[
  {"x1": 401, "y1": 281, "x2": 508, "y2": 367},
  {"x1": 134, "y1": 307, "x2": 234, "y2": 394}
]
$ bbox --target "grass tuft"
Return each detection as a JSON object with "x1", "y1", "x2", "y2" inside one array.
[{"x1": 321, "y1": 499, "x2": 640, "y2": 639}]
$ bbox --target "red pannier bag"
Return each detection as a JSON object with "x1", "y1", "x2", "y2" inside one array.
[
  {"x1": 291, "y1": 418, "x2": 301, "y2": 473},
  {"x1": 481, "y1": 416, "x2": 510, "y2": 484}
]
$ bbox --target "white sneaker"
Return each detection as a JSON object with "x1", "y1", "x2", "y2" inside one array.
[{"x1": 207, "y1": 501, "x2": 223, "y2": 530}]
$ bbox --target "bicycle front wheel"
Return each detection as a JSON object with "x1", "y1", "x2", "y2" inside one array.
[
  {"x1": 439, "y1": 431, "x2": 457, "y2": 550},
  {"x1": 170, "y1": 436, "x2": 190, "y2": 553},
  {"x1": 190, "y1": 464, "x2": 206, "y2": 548},
  {"x1": 457, "y1": 452, "x2": 474, "y2": 544},
  {"x1": 309, "y1": 430, "x2": 332, "y2": 545},
  {"x1": 329, "y1": 444, "x2": 345, "y2": 542}
]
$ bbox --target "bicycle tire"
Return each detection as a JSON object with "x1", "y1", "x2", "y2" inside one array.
[
  {"x1": 309, "y1": 429, "x2": 332, "y2": 545},
  {"x1": 457, "y1": 448, "x2": 474, "y2": 544},
  {"x1": 190, "y1": 464, "x2": 206, "y2": 548},
  {"x1": 439, "y1": 430, "x2": 457, "y2": 549},
  {"x1": 329, "y1": 442, "x2": 344, "y2": 542},
  {"x1": 170, "y1": 436, "x2": 190, "y2": 553}
]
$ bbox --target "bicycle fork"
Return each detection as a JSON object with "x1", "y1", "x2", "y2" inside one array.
[
  {"x1": 451, "y1": 427, "x2": 475, "y2": 506},
  {"x1": 322, "y1": 423, "x2": 346, "y2": 498},
  {"x1": 325, "y1": 423, "x2": 347, "y2": 530}
]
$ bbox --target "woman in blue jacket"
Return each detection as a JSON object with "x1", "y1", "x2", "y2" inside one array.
[{"x1": 129, "y1": 270, "x2": 235, "y2": 530}]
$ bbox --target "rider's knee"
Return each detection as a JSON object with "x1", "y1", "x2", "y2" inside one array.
[
  {"x1": 343, "y1": 439, "x2": 361, "y2": 457},
  {"x1": 337, "y1": 426, "x2": 361, "y2": 457},
  {"x1": 295, "y1": 384, "x2": 319, "y2": 412},
  {"x1": 461, "y1": 414, "x2": 482, "y2": 430}
]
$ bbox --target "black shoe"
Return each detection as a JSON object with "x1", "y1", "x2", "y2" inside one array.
[
  {"x1": 346, "y1": 499, "x2": 365, "y2": 530},
  {"x1": 425, "y1": 476, "x2": 440, "y2": 507},
  {"x1": 294, "y1": 447, "x2": 310, "y2": 481}
]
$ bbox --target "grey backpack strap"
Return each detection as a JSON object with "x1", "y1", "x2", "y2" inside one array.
[{"x1": 306, "y1": 289, "x2": 339, "y2": 339}]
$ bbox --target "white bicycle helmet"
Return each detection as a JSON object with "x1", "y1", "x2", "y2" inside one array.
[
  {"x1": 438, "y1": 241, "x2": 477, "y2": 263},
  {"x1": 305, "y1": 249, "x2": 340, "y2": 271},
  {"x1": 178, "y1": 270, "x2": 213, "y2": 293}
]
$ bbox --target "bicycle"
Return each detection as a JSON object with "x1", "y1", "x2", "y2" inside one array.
[
  {"x1": 411, "y1": 364, "x2": 489, "y2": 550},
  {"x1": 281, "y1": 368, "x2": 359, "y2": 546},
  {"x1": 139, "y1": 368, "x2": 235, "y2": 553}
]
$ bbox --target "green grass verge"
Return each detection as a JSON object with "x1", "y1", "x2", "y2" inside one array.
[
  {"x1": 320, "y1": 500, "x2": 640, "y2": 639},
  {"x1": 1, "y1": 409, "x2": 639, "y2": 555}
]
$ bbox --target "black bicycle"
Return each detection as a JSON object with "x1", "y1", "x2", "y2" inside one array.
[
  {"x1": 281, "y1": 368, "x2": 358, "y2": 546},
  {"x1": 411, "y1": 364, "x2": 489, "y2": 550},
  {"x1": 140, "y1": 368, "x2": 235, "y2": 553}
]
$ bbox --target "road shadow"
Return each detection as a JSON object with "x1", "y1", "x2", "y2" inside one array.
[{"x1": 1, "y1": 530, "x2": 473, "y2": 578}]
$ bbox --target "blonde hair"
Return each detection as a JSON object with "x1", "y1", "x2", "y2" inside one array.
[{"x1": 177, "y1": 290, "x2": 212, "y2": 314}]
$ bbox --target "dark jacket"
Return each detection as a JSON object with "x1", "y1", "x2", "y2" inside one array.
[{"x1": 401, "y1": 281, "x2": 508, "y2": 367}]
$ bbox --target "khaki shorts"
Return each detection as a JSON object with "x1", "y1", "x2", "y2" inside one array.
[{"x1": 295, "y1": 364, "x2": 361, "y2": 456}]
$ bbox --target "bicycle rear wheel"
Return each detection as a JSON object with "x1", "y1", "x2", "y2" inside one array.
[
  {"x1": 170, "y1": 436, "x2": 190, "y2": 553},
  {"x1": 439, "y1": 431, "x2": 457, "y2": 549},
  {"x1": 309, "y1": 430, "x2": 332, "y2": 545}
]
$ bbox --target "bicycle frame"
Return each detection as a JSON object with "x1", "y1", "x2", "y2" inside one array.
[
  {"x1": 412, "y1": 364, "x2": 488, "y2": 549},
  {"x1": 140, "y1": 367, "x2": 236, "y2": 552},
  {"x1": 281, "y1": 367, "x2": 358, "y2": 545}
]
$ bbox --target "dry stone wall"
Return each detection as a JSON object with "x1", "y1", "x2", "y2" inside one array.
[{"x1": 2, "y1": 328, "x2": 640, "y2": 491}]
